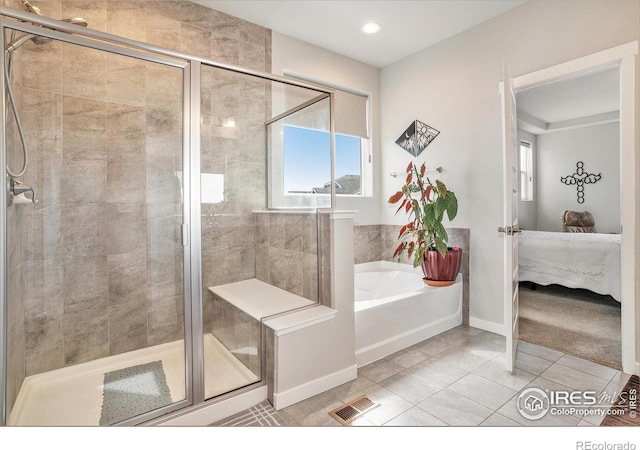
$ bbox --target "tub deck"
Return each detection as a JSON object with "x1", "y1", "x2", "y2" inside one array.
[{"x1": 354, "y1": 261, "x2": 463, "y2": 367}]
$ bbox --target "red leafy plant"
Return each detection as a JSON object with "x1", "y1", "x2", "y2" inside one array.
[{"x1": 388, "y1": 162, "x2": 458, "y2": 267}]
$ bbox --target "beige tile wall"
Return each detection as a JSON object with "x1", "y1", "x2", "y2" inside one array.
[
  {"x1": 5, "y1": 0, "x2": 28, "y2": 414},
  {"x1": 254, "y1": 212, "x2": 319, "y2": 302},
  {"x1": 4, "y1": 0, "x2": 272, "y2": 394}
]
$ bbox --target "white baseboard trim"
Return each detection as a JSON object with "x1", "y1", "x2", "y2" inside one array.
[
  {"x1": 157, "y1": 386, "x2": 268, "y2": 426},
  {"x1": 272, "y1": 364, "x2": 357, "y2": 410},
  {"x1": 356, "y1": 313, "x2": 461, "y2": 367},
  {"x1": 469, "y1": 317, "x2": 505, "y2": 336}
]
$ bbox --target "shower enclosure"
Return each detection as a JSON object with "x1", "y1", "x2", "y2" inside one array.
[{"x1": 0, "y1": 5, "x2": 335, "y2": 426}]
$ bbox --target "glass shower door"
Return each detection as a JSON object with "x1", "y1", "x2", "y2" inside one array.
[
  {"x1": 3, "y1": 25, "x2": 190, "y2": 426},
  {"x1": 199, "y1": 63, "x2": 332, "y2": 400}
]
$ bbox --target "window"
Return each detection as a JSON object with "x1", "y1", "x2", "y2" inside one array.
[
  {"x1": 283, "y1": 126, "x2": 363, "y2": 195},
  {"x1": 519, "y1": 141, "x2": 534, "y2": 201},
  {"x1": 283, "y1": 73, "x2": 371, "y2": 197},
  {"x1": 201, "y1": 173, "x2": 225, "y2": 203}
]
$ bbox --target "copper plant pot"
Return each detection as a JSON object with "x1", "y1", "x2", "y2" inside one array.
[{"x1": 422, "y1": 247, "x2": 462, "y2": 285}]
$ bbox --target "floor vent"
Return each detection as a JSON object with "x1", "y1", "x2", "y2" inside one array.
[{"x1": 328, "y1": 395, "x2": 380, "y2": 426}]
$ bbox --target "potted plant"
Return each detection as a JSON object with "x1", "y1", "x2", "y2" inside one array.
[{"x1": 388, "y1": 161, "x2": 461, "y2": 286}]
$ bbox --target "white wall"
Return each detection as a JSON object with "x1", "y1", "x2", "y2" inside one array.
[
  {"x1": 537, "y1": 123, "x2": 620, "y2": 233},
  {"x1": 380, "y1": 1, "x2": 639, "y2": 328},
  {"x1": 271, "y1": 32, "x2": 381, "y2": 225},
  {"x1": 518, "y1": 130, "x2": 537, "y2": 231}
]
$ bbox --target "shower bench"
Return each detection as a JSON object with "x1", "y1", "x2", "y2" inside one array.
[
  {"x1": 208, "y1": 279, "x2": 336, "y2": 380},
  {"x1": 209, "y1": 278, "x2": 316, "y2": 321}
]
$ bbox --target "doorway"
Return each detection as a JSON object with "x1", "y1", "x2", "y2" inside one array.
[
  {"x1": 515, "y1": 68, "x2": 622, "y2": 369},
  {"x1": 503, "y1": 41, "x2": 638, "y2": 375}
]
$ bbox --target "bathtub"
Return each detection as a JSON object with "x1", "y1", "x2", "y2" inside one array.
[{"x1": 354, "y1": 261, "x2": 462, "y2": 367}]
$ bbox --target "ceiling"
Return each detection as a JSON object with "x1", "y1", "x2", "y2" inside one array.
[
  {"x1": 516, "y1": 67, "x2": 620, "y2": 135},
  {"x1": 193, "y1": 1, "x2": 618, "y2": 135},
  {"x1": 193, "y1": 0, "x2": 525, "y2": 68}
]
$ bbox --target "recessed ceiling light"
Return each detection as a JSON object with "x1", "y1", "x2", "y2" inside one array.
[{"x1": 361, "y1": 22, "x2": 381, "y2": 34}]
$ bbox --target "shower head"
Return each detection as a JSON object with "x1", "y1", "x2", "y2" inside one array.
[{"x1": 6, "y1": 33, "x2": 48, "y2": 52}]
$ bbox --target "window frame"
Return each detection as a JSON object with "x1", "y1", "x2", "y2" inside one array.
[
  {"x1": 519, "y1": 140, "x2": 534, "y2": 202},
  {"x1": 281, "y1": 71, "x2": 373, "y2": 199}
]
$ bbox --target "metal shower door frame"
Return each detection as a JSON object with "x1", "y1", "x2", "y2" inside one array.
[
  {"x1": 0, "y1": 14, "x2": 194, "y2": 427},
  {"x1": 0, "y1": 6, "x2": 336, "y2": 426}
]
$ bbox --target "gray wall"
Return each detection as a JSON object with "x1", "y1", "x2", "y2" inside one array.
[
  {"x1": 536, "y1": 123, "x2": 620, "y2": 233},
  {"x1": 380, "y1": 0, "x2": 639, "y2": 328}
]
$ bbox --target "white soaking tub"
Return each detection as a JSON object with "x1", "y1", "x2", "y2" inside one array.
[{"x1": 354, "y1": 261, "x2": 462, "y2": 367}]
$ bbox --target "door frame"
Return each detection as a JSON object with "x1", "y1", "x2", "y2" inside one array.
[
  {"x1": 508, "y1": 41, "x2": 639, "y2": 375},
  {"x1": 500, "y1": 67, "x2": 519, "y2": 372}
]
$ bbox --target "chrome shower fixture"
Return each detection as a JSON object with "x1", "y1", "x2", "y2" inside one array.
[
  {"x1": 6, "y1": 2, "x2": 89, "y2": 53},
  {"x1": 21, "y1": 0, "x2": 89, "y2": 27},
  {"x1": 9, "y1": 178, "x2": 37, "y2": 204},
  {"x1": 21, "y1": 0, "x2": 42, "y2": 16},
  {"x1": 4, "y1": 0, "x2": 88, "y2": 181}
]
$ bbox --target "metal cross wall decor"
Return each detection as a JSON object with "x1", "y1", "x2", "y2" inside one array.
[{"x1": 560, "y1": 161, "x2": 602, "y2": 204}]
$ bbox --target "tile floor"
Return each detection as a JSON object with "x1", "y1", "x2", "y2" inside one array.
[
  {"x1": 277, "y1": 325, "x2": 631, "y2": 427},
  {"x1": 212, "y1": 401, "x2": 287, "y2": 426}
]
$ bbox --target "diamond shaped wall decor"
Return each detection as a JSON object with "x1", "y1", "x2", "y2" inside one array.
[{"x1": 395, "y1": 120, "x2": 440, "y2": 157}]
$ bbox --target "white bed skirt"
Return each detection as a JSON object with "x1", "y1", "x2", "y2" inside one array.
[{"x1": 518, "y1": 230, "x2": 621, "y2": 302}]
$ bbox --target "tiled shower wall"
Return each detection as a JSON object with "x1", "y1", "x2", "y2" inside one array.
[
  {"x1": 354, "y1": 225, "x2": 470, "y2": 324},
  {"x1": 254, "y1": 212, "x2": 319, "y2": 302},
  {"x1": 5, "y1": 0, "x2": 26, "y2": 413},
  {"x1": 199, "y1": 69, "x2": 272, "y2": 336},
  {"x1": 3, "y1": 0, "x2": 272, "y2": 409}
]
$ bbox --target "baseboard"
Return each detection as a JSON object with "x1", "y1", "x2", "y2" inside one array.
[
  {"x1": 272, "y1": 364, "x2": 357, "y2": 410},
  {"x1": 469, "y1": 316, "x2": 505, "y2": 336},
  {"x1": 356, "y1": 313, "x2": 462, "y2": 367},
  {"x1": 156, "y1": 386, "x2": 268, "y2": 426}
]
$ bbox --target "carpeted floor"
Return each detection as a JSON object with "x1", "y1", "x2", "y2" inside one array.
[{"x1": 519, "y1": 283, "x2": 621, "y2": 370}]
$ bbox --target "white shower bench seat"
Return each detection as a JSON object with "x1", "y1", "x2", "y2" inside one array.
[{"x1": 208, "y1": 278, "x2": 316, "y2": 321}]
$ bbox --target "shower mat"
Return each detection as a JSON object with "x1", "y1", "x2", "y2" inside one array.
[{"x1": 99, "y1": 360, "x2": 172, "y2": 426}]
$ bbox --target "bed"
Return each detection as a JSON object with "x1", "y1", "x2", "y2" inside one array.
[{"x1": 518, "y1": 230, "x2": 621, "y2": 302}]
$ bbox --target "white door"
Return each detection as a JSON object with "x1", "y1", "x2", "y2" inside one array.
[{"x1": 500, "y1": 67, "x2": 521, "y2": 372}]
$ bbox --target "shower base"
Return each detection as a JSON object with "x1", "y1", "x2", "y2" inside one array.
[{"x1": 8, "y1": 333, "x2": 259, "y2": 426}]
